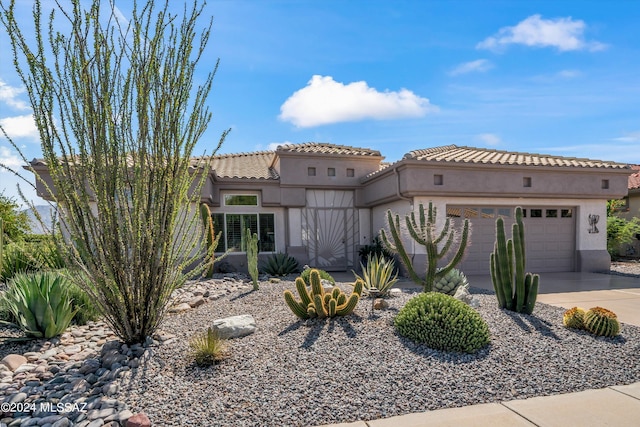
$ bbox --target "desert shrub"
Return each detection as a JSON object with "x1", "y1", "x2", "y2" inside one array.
[
  {"x1": 66, "y1": 279, "x2": 101, "y2": 325},
  {"x1": 300, "y1": 267, "x2": 335, "y2": 286},
  {"x1": 607, "y1": 215, "x2": 640, "y2": 259},
  {"x1": 354, "y1": 254, "x2": 398, "y2": 296},
  {"x1": 1, "y1": 242, "x2": 41, "y2": 281},
  {"x1": 562, "y1": 307, "x2": 586, "y2": 329},
  {"x1": 0, "y1": 271, "x2": 76, "y2": 338},
  {"x1": 584, "y1": 307, "x2": 620, "y2": 337},
  {"x1": 260, "y1": 252, "x2": 299, "y2": 276},
  {"x1": 395, "y1": 292, "x2": 490, "y2": 353},
  {"x1": 189, "y1": 327, "x2": 229, "y2": 366}
]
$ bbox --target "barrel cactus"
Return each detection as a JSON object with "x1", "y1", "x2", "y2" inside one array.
[
  {"x1": 433, "y1": 268, "x2": 469, "y2": 296},
  {"x1": 562, "y1": 307, "x2": 586, "y2": 329},
  {"x1": 284, "y1": 269, "x2": 362, "y2": 319},
  {"x1": 583, "y1": 307, "x2": 620, "y2": 338},
  {"x1": 395, "y1": 292, "x2": 490, "y2": 353}
]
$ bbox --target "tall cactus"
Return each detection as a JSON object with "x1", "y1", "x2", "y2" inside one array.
[
  {"x1": 284, "y1": 269, "x2": 362, "y2": 319},
  {"x1": 199, "y1": 203, "x2": 218, "y2": 278},
  {"x1": 246, "y1": 228, "x2": 259, "y2": 290},
  {"x1": 490, "y1": 206, "x2": 539, "y2": 314},
  {"x1": 380, "y1": 202, "x2": 470, "y2": 293}
]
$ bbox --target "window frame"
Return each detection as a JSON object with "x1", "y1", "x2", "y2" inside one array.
[{"x1": 211, "y1": 211, "x2": 276, "y2": 254}]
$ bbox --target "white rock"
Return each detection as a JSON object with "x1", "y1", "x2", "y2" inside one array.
[
  {"x1": 453, "y1": 285, "x2": 480, "y2": 308},
  {"x1": 212, "y1": 314, "x2": 257, "y2": 339}
]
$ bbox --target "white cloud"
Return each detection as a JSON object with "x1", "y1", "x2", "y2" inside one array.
[
  {"x1": 450, "y1": 59, "x2": 493, "y2": 76},
  {"x1": 477, "y1": 133, "x2": 501, "y2": 146},
  {"x1": 0, "y1": 114, "x2": 39, "y2": 140},
  {"x1": 0, "y1": 79, "x2": 29, "y2": 110},
  {"x1": 0, "y1": 146, "x2": 22, "y2": 171},
  {"x1": 613, "y1": 131, "x2": 640, "y2": 142},
  {"x1": 279, "y1": 75, "x2": 436, "y2": 127},
  {"x1": 477, "y1": 15, "x2": 606, "y2": 52}
]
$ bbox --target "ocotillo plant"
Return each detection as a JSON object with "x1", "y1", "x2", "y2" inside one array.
[
  {"x1": 0, "y1": 218, "x2": 4, "y2": 280},
  {"x1": 490, "y1": 206, "x2": 539, "y2": 314},
  {"x1": 380, "y1": 202, "x2": 470, "y2": 293},
  {"x1": 199, "y1": 203, "x2": 218, "y2": 278},
  {"x1": 246, "y1": 228, "x2": 259, "y2": 290}
]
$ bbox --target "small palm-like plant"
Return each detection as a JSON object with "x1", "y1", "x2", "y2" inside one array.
[
  {"x1": 1, "y1": 272, "x2": 76, "y2": 338},
  {"x1": 354, "y1": 254, "x2": 398, "y2": 297},
  {"x1": 189, "y1": 327, "x2": 229, "y2": 366}
]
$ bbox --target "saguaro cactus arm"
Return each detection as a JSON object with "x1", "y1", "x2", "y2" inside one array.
[{"x1": 380, "y1": 210, "x2": 424, "y2": 287}]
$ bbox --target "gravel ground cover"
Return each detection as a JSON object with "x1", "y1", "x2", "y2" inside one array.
[{"x1": 112, "y1": 271, "x2": 640, "y2": 427}]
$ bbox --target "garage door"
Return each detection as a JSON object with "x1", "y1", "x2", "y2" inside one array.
[{"x1": 446, "y1": 206, "x2": 576, "y2": 274}]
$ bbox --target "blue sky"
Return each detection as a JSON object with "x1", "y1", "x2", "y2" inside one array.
[{"x1": 1, "y1": 0, "x2": 639, "y2": 204}]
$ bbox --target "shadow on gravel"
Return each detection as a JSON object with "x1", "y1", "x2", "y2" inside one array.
[
  {"x1": 396, "y1": 330, "x2": 492, "y2": 364},
  {"x1": 278, "y1": 315, "x2": 362, "y2": 349},
  {"x1": 502, "y1": 311, "x2": 561, "y2": 340},
  {"x1": 229, "y1": 290, "x2": 254, "y2": 302}
]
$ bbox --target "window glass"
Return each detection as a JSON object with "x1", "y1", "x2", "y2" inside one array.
[
  {"x1": 481, "y1": 208, "x2": 495, "y2": 218},
  {"x1": 216, "y1": 213, "x2": 276, "y2": 253},
  {"x1": 498, "y1": 208, "x2": 511, "y2": 218},
  {"x1": 546, "y1": 209, "x2": 558, "y2": 218},
  {"x1": 346, "y1": 168, "x2": 355, "y2": 177},
  {"x1": 224, "y1": 195, "x2": 258, "y2": 206},
  {"x1": 446, "y1": 207, "x2": 462, "y2": 218},
  {"x1": 561, "y1": 209, "x2": 573, "y2": 218},
  {"x1": 259, "y1": 214, "x2": 276, "y2": 252},
  {"x1": 464, "y1": 208, "x2": 479, "y2": 218},
  {"x1": 530, "y1": 209, "x2": 542, "y2": 218}
]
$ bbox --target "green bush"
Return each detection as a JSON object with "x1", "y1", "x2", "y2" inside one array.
[
  {"x1": 300, "y1": 267, "x2": 335, "y2": 286},
  {"x1": 354, "y1": 254, "x2": 398, "y2": 296},
  {"x1": 66, "y1": 281, "x2": 101, "y2": 325},
  {"x1": 260, "y1": 252, "x2": 300, "y2": 276},
  {"x1": 189, "y1": 327, "x2": 229, "y2": 366},
  {"x1": 1, "y1": 242, "x2": 40, "y2": 281},
  {"x1": 607, "y1": 215, "x2": 640, "y2": 259},
  {"x1": 395, "y1": 292, "x2": 490, "y2": 353},
  {"x1": 0, "y1": 271, "x2": 76, "y2": 338}
]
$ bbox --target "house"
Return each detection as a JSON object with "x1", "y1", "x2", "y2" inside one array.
[
  {"x1": 616, "y1": 165, "x2": 640, "y2": 257},
  {"x1": 30, "y1": 143, "x2": 631, "y2": 274}
]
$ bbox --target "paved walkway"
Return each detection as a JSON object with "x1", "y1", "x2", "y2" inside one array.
[{"x1": 320, "y1": 271, "x2": 640, "y2": 427}]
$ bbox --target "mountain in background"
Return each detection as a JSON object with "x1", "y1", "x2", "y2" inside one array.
[{"x1": 22, "y1": 205, "x2": 56, "y2": 234}]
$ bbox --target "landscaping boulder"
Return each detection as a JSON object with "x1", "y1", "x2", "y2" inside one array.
[
  {"x1": 1, "y1": 354, "x2": 27, "y2": 372},
  {"x1": 373, "y1": 298, "x2": 389, "y2": 310},
  {"x1": 212, "y1": 314, "x2": 257, "y2": 339},
  {"x1": 454, "y1": 286, "x2": 480, "y2": 308},
  {"x1": 126, "y1": 412, "x2": 151, "y2": 427}
]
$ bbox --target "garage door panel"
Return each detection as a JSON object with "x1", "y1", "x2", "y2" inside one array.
[{"x1": 448, "y1": 205, "x2": 575, "y2": 274}]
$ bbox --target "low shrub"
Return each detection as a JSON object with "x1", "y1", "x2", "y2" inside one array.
[
  {"x1": 189, "y1": 327, "x2": 229, "y2": 366},
  {"x1": 300, "y1": 267, "x2": 334, "y2": 286},
  {"x1": 260, "y1": 252, "x2": 299, "y2": 276},
  {"x1": 584, "y1": 307, "x2": 620, "y2": 338},
  {"x1": 395, "y1": 292, "x2": 490, "y2": 354},
  {"x1": 66, "y1": 281, "x2": 101, "y2": 325},
  {"x1": 354, "y1": 254, "x2": 398, "y2": 296},
  {"x1": 0, "y1": 271, "x2": 76, "y2": 338},
  {"x1": 562, "y1": 307, "x2": 586, "y2": 329}
]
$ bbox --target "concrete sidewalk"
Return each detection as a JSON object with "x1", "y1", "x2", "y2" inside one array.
[
  {"x1": 320, "y1": 271, "x2": 640, "y2": 427},
  {"x1": 319, "y1": 382, "x2": 640, "y2": 427}
]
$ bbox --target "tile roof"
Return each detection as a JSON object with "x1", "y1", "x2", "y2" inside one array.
[
  {"x1": 630, "y1": 165, "x2": 640, "y2": 190},
  {"x1": 404, "y1": 145, "x2": 629, "y2": 169},
  {"x1": 195, "y1": 151, "x2": 279, "y2": 180},
  {"x1": 276, "y1": 142, "x2": 381, "y2": 157}
]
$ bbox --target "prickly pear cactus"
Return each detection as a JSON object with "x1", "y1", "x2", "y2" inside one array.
[
  {"x1": 584, "y1": 307, "x2": 620, "y2": 338},
  {"x1": 562, "y1": 307, "x2": 586, "y2": 329},
  {"x1": 433, "y1": 268, "x2": 469, "y2": 296},
  {"x1": 284, "y1": 269, "x2": 362, "y2": 319}
]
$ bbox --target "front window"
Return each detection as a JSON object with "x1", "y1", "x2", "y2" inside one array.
[{"x1": 210, "y1": 212, "x2": 275, "y2": 252}]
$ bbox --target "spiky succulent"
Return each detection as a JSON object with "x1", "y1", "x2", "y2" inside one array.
[
  {"x1": 433, "y1": 268, "x2": 469, "y2": 296},
  {"x1": 562, "y1": 307, "x2": 586, "y2": 329},
  {"x1": 260, "y1": 252, "x2": 299, "y2": 276},
  {"x1": 189, "y1": 327, "x2": 229, "y2": 366},
  {"x1": 395, "y1": 292, "x2": 490, "y2": 354},
  {"x1": 584, "y1": 307, "x2": 620, "y2": 338}
]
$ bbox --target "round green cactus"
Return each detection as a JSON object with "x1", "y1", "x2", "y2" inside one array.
[
  {"x1": 394, "y1": 292, "x2": 490, "y2": 353},
  {"x1": 433, "y1": 268, "x2": 469, "y2": 296},
  {"x1": 584, "y1": 307, "x2": 620, "y2": 338},
  {"x1": 562, "y1": 306, "x2": 586, "y2": 329}
]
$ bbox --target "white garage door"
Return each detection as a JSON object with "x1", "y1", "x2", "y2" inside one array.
[{"x1": 446, "y1": 206, "x2": 576, "y2": 274}]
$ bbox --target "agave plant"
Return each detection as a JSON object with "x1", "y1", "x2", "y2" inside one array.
[
  {"x1": 260, "y1": 252, "x2": 300, "y2": 276},
  {"x1": 433, "y1": 268, "x2": 469, "y2": 296},
  {"x1": 354, "y1": 254, "x2": 399, "y2": 297},
  {"x1": 0, "y1": 272, "x2": 76, "y2": 338}
]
